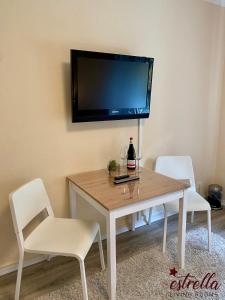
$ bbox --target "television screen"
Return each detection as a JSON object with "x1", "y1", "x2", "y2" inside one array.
[{"x1": 71, "y1": 50, "x2": 154, "y2": 122}]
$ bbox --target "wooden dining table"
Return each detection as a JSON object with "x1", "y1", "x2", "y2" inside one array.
[{"x1": 67, "y1": 167, "x2": 189, "y2": 300}]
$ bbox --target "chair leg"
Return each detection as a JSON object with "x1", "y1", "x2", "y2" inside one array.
[
  {"x1": 207, "y1": 210, "x2": 212, "y2": 252},
  {"x1": 97, "y1": 228, "x2": 105, "y2": 270},
  {"x1": 79, "y1": 260, "x2": 88, "y2": 300},
  {"x1": 131, "y1": 213, "x2": 136, "y2": 231},
  {"x1": 141, "y1": 210, "x2": 148, "y2": 224},
  {"x1": 46, "y1": 255, "x2": 52, "y2": 261},
  {"x1": 15, "y1": 252, "x2": 24, "y2": 300},
  {"x1": 137, "y1": 211, "x2": 141, "y2": 221},
  {"x1": 148, "y1": 208, "x2": 152, "y2": 225},
  {"x1": 163, "y1": 204, "x2": 167, "y2": 253},
  {"x1": 191, "y1": 211, "x2": 194, "y2": 224}
]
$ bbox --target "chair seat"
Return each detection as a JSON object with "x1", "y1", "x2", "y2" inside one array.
[
  {"x1": 164, "y1": 189, "x2": 211, "y2": 214},
  {"x1": 24, "y1": 217, "x2": 99, "y2": 260}
]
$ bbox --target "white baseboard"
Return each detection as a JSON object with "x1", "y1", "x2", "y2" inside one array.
[
  {"x1": 0, "y1": 255, "x2": 47, "y2": 277},
  {"x1": 2, "y1": 199, "x2": 210, "y2": 277},
  {"x1": 0, "y1": 221, "x2": 150, "y2": 277},
  {"x1": 0, "y1": 208, "x2": 165, "y2": 277}
]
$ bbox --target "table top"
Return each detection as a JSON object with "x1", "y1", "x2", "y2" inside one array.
[{"x1": 67, "y1": 168, "x2": 189, "y2": 211}]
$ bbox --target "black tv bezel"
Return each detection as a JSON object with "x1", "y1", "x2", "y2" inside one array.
[{"x1": 71, "y1": 49, "x2": 154, "y2": 123}]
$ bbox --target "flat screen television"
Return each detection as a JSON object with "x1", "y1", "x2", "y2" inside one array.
[{"x1": 71, "y1": 50, "x2": 154, "y2": 122}]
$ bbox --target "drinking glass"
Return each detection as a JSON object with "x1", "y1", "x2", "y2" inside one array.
[
  {"x1": 120, "y1": 146, "x2": 128, "y2": 169},
  {"x1": 136, "y1": 155, "x2": 142, "y2": 173}
]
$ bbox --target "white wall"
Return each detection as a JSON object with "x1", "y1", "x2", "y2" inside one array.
[{"x1": 0, "y1": 0, "x2": 224, "y2": 269}]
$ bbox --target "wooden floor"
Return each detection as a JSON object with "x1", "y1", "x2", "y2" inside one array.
[{"x1": 0, "y1": 210, "x2": 225, "y2": 299}]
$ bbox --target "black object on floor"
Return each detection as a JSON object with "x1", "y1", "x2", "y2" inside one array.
[{"x1": 207, "y1": 184, "x2": 223, "y2": 210}]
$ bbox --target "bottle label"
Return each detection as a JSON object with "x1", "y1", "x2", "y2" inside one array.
[{"x1": 127, "y1": 160, "x2": 136, "y2": 169}]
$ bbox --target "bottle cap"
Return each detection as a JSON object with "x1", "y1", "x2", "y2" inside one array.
[{"x1": 130, "y1": 137, "x2": 133, "y2": 140}]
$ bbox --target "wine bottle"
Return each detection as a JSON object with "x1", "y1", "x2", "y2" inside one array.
[{"x1": 127, "y1": 137, "x2": 136, "y2": 170}]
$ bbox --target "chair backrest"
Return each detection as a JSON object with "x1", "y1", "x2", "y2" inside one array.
[
  {"x1": 155, "y1": 156, "x2": 196, "y2": 191},
  {"x1": 9, "y1": 178, "x2": 54, "y2": 235}
]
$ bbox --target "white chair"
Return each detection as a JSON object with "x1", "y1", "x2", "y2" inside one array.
[
  {"x1": 148, "y1": 156, "x2": 211, "y2": 253},
  {"x1": 9, "y1": 178, "x2": 105, "y2": 300}
]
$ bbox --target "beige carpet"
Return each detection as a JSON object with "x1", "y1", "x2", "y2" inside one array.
[{"x1": 36, "y1": 228, "x2": 225, "y2": 299}]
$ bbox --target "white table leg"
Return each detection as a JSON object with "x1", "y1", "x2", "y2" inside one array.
[
  {"x1": 178, "y1": 191, "x2": 187, "y2": 269},
  {"x1": 69, "y1": 181, "x2": 77, "y2": 219},
  {"x1": 107, "y1": 213, "x2": 116, "y2": 300}
]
